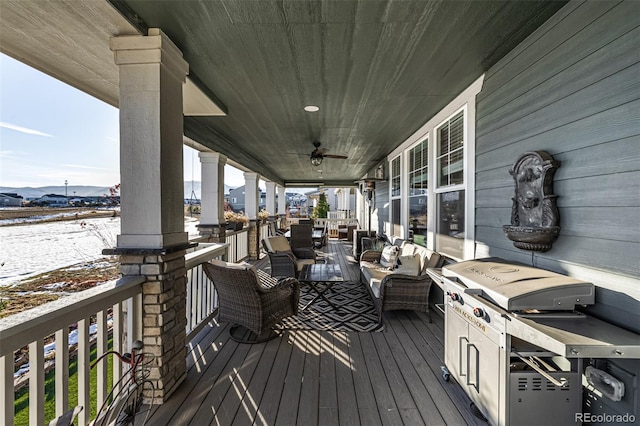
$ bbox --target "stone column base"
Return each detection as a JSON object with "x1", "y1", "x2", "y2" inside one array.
[{"x1": 105, "y1": 243, "x2": 193, "y2": 403}]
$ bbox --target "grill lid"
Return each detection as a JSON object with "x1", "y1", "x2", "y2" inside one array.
[{"x1": 443, "y1": 258, "x2": 595, "y2": 311}]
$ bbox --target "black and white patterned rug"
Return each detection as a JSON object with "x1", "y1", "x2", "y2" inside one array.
[{"x1": 276, "y1": 280, "x2": 384, "y2": 332}]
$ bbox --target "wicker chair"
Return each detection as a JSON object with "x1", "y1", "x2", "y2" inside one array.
[
  {"x1": 202, "y1": 259, "x2": 299, "y2": 343},
  {"x1": 289, "y1": 223, "x2": 314, "y2": 252},
  {"x1": 262, "y1": 235, "x2": 316, "y2": 278}
]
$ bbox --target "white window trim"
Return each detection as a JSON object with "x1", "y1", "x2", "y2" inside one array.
[
  {"x1": 386, "y1": 75, "x2": 483, "y2": 258},
  {"x1": 389, "y1": 155, "x2": 402, "y2": 237},
  {"x1": 405, "y1": 136, "x2": 429, "y2": 241}
]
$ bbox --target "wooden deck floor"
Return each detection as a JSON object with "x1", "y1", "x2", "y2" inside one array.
[{"x1": 148, "y1": 240, "x2": 485, "y2": 425}]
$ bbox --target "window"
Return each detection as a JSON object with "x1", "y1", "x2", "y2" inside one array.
[
  {"x1": 437, "y1": 111, "x2": 464, "y2": 187},
  {"x1": 408, "y1": 138, "x2": 428, "y2": 246},
  {"x1": 391, "y1": 156, "x2": 401, "y2": 197},
  {"x1": 390, "y1": 156, "x2": 401, "y2": 236},
  {"x1": 435, "y1": 110, "x2": 465, "y2": 259}
]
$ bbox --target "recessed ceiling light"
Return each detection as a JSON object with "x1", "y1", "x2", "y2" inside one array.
[{"x1": 304, "y1": 105, "x2": 319, "y2": 112}]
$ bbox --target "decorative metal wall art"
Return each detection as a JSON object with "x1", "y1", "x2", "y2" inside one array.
[{"x1": 503, "y1": 151, "x2": 560, "y2": 252}]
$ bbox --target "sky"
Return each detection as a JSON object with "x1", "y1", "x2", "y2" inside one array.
[{"x1": 0, "y1": 53, "x2": 247, "y2": 189}]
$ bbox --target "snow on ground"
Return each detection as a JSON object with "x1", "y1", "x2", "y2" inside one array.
[
  {"x1": 0, "y1": 217, "x2": 121, "y2": 287},
  {"x1": 0, "y1": 216, "x2": 201, "y2": 287}
]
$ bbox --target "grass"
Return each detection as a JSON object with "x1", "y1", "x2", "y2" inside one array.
[{"x1": 14, "y1": 339, "x2": 114, "y2": 425}]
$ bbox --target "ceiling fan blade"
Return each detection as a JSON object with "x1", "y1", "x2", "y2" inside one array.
[{"x1": 323, "y1": 154, "x2": 348, "y2": 159}]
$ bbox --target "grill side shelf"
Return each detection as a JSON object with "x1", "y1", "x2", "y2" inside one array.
[{"x1": 507, "y1": 314, "x2": 640, "y2": 358}]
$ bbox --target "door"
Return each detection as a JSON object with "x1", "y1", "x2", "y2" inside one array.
[
  {"x1": 467, "y1": 325, "x2": 501, "y2": 425},
  {"x1": 445, "y1": 306, "x2": 469, "y2": 384}
]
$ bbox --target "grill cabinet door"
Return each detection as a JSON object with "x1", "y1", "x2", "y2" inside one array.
[{"x1": 446, "y1": 305, "x2": 502, "y2": 425}]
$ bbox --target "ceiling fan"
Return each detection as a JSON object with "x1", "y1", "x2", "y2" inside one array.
[{"x1": 310, "y1": 141, "x2": 348, "y2": 166}]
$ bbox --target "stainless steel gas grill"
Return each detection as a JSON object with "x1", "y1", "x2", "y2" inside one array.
[{"x1": 431, "y1": 258, "x2": 640, "y2": 426}]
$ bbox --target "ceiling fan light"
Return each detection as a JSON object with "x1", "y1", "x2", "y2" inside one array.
[{"x1": 310, "y1": 156, "x2": 323, "y2": 167}]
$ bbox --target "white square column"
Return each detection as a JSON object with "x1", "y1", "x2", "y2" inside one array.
[
  {"x1": 110, "y1": 28, "x2": 188, "y2": 249},
  {"x1": 277, "y1": 185, "x2": 287, "y2": 216},
  {"x1": 244, "y1": 172, "x2": 260, "y2": 220},
  {"x1": 265, "y1": 181, "x2": 276, "y2": 215},
  {"x1": 199, "y1": 152, "x2": 227, "y2": 225}
]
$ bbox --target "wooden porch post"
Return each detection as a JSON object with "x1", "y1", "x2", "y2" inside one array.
[
  {"x1": 108, "y1": 28, "x2": 190, "y2": 403},
  {"x1": 244, "y1": 172, "x2": 260, "y2": 259},
  {"x1": 277, "y1": 185, "x2": 287, "y2": 216},
  {"x1": 265, "y1": 181, "x2": 276, "y2": 216},
  {"x1": 198, "y1": 151, "x2": 228, "y2": 242}
]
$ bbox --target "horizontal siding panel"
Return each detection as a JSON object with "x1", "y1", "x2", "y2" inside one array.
[
  {"x1": 539, "y1": 235, "x2": 639, "y2": 276},
  {"x1": 475, "y1": 227, "x2": 640, "y2": 276},
  {"x1": 475, "y1": 225, "x2": 520, "y2": 254},
  {"x1": 478, "y1": 133, "x2": 639, "y2": 186},
  {"x1": 480, "y1": 0, "x2": 620, "y2": 99},
  {"x1": 478, "y1": 25, "x2": 640, "y2": 136},
  {"x1": 475, "y1": 186, "x2": 513, "y2": 209},
  {"x1": 475, "y1": 207, "x2": 510, "y2": 229},
  {"x1": 553, "y1": 136, "x2": 640, "y2": 180},
  {"x1": 477, "y1": 63, "x2": 640, "y2": 154},
  {"x1": 555, "y1": 171, "x2": 640, "y2": 207},
  {"x1": 556, "y1": 207, "x2": 639, "y2": 241},
  {"x1": 477, "y1": 100, "x2": 640, "y2": 167},
  {"x1": 477, "y1": 206, "x2": 639, "y2": 242},
  {"x1": 476, "y1": 167, "x2": 512, "y2": 191}
]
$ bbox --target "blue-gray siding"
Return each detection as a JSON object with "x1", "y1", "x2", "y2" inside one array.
[{"x1": 476, "y1": 0, "x2": 639, "y2": 329}]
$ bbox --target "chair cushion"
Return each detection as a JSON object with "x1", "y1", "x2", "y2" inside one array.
[
  {"x1": 209, "y1": 259, "x2": 261, "y2": 283},
  {"x1": 379, "y1": 245, "x2": 399, "y2": 269},
  {"x1": 393, "y1": 254, "x2": 421, "y2": 276},
  {"x1": 295, "y1": 258, "x2": 316, "y2": 271},
  {"x1": 400, "y1": 242, "x2": 415, "y2": 257},
  {"x1": 265, "y1": 236, "x2": 291, "y2": 253},
  {"x1": 361, "y1": 266, "x2": 391, "y2": 298}
]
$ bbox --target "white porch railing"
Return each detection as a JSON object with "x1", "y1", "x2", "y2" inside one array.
[
  {"x1": 0, "y1": 275, "x2": 145, "y2": 426},
  {"x1": 0, "y1": 240, "x2": 231, "y2": 426},
  {"x1": 225, "y1": 228, "x2": 249, "y2": 262},
  {"x1": 184, "y1": 243, "x2": 227, "y2": 340},
  {"x1": 258, "y1": 221, "x2": 271, "y2": 245}
]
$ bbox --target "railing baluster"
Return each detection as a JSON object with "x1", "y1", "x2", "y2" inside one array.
[
  {"x1": 184, "y1": 243, "x2": 227, "y2": 339},
  {"x1": 186, "y1": 267, "x2": 193, "y2": 332},
  {"x1": 28, "y1": 339, "x2": 44, "y2": 426},
  {"x1": 77, "y1": 317, "x2": 90, "y2": 426},
  {"x1": 55, "y1": 327, "x2": 70, "y2": 419},
  {"x1": 96, "y1": 310, "x2": 108, "y2": 409},
  {"x1": 1, "y1": 354, "x2": 14, "y2": 426},
  {"x1": 112, "y1": 301, "x2": 123, "y2": 394}
]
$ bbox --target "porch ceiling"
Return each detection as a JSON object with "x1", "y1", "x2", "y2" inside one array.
[{"x1": 0, "y1": 0, "x2": 567, "y2": 187}]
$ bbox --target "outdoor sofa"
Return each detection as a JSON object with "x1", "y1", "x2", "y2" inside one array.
[{"x1": 359, "y1": 239, "x2": 444, "y2": 325}]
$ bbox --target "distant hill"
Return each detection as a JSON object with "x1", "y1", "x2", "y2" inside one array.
[{"x1": 0, "y1": 182, "x2": 235, "y2": 200}]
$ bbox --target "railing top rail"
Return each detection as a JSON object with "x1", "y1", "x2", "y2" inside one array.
[
  {"x1": 185, "y1": 243, "x2": 228, "y2": 269},
  {"x1": 0, "y1": 275, "x2": 145, "y2": 357}
]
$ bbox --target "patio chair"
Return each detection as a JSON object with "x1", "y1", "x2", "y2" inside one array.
[
  {"x1": 268, "y1": 221, "x2": 286, "y2": 237},
  {"x1": 262, "y1": 235, "x2": 316, "y2": 278},
  {"x1": 202, "y1": 259, "x2": 299, "y2": 343},
  {"x1": 289, "y1": 223, "x2": 314, "y2": 252}
]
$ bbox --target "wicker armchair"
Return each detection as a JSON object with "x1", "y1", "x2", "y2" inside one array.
[
  {"x1": 202, "y1": 259, "x2": 299, "y2": 343},
  {"x1": 289, "y1": 223, "x2": 314, "y2": 252},
  {"x1": 262, "y1": 236, "x2": 316, "y2": 278}
]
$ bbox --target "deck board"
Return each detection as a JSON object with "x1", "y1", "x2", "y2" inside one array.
[{"x1": 147, "y1": 240, "x2": 485, "y2": 425}]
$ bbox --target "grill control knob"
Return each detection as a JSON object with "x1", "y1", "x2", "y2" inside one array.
[
  {"x1": 448, "y1": 292, "x2": 461, "y2": 302},
  {"x1": 473, "y1": 307, "x2": 484, "y2": 318}
]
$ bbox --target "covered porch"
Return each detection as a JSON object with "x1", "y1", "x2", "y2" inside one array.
[
  {"x1": 148, "y1": 240, "x2": 484, "y2": 426},
  {"x1": 1, "y1": 0, "x2": 638, "y2": 424}
]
